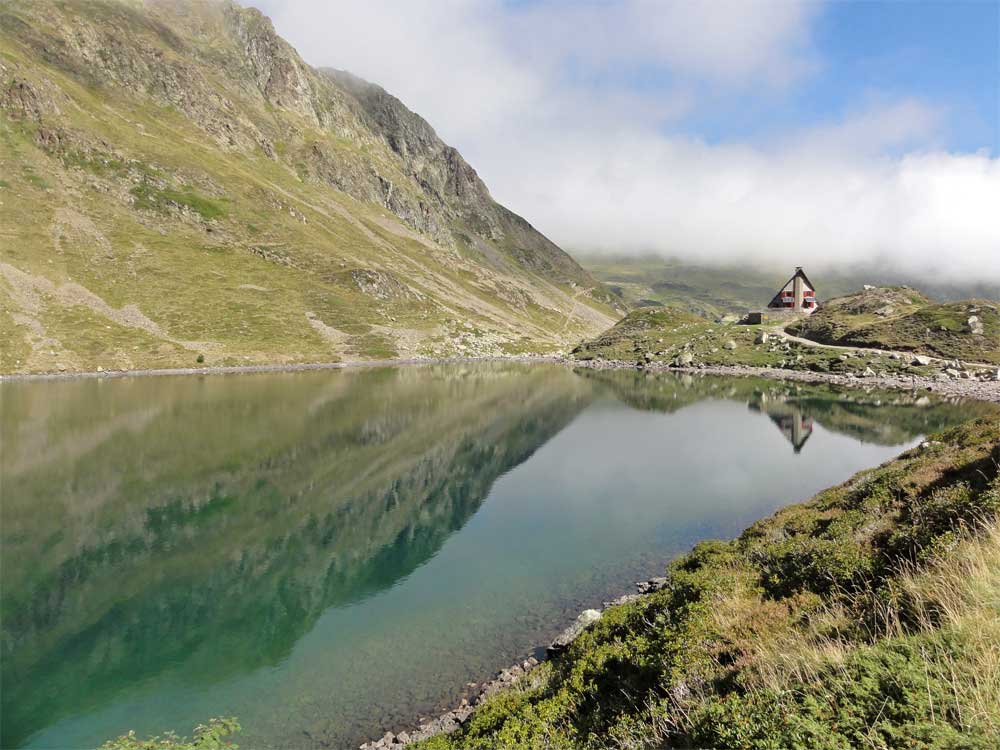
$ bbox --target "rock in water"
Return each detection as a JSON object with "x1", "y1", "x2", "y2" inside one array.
[{"x1": 547, "y1": 609, "x2": 602, "y2": 656}]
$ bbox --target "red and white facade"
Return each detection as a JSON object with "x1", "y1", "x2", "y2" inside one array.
[{"x1": 768, "y1": 267, "x2": 818, "y2": 314}]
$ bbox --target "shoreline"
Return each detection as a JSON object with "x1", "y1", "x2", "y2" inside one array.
[
  {"x1": 4, "y1": 355, "x2": 999, "y2": 404},
  {"x1": 357, "y1": 358, "x2": 1000, "y2": 748},
  {"x1": 569, "y1": 358, "x2": 1000, "y2": 404},
  {"x1": 0, "y1": 355, "x2": 562, "y2": 383}
]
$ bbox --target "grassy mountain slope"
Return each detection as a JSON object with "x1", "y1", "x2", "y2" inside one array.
[
  {"x1": 788, "y1": 288, "x2": 1000, "y2": 365},
  {"x1": 418, "y1": 417, "x2": 1000, "y2": 749},
  {"x1": 0, "y1": 0, "x2": 618, "y2": 375}
]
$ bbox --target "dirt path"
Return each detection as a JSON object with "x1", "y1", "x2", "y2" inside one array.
[{"x1": 770, "y1": 326, "x2": 996, "y2": 369}]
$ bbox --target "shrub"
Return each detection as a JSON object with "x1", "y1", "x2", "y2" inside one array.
[{"x1": 101, "y1": 717, "x2": 240, "y2": 750}]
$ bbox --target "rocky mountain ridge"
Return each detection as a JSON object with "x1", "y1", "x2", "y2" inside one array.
[{"x1": 0, "y1": 0, "x2": 617, "y2": 374}]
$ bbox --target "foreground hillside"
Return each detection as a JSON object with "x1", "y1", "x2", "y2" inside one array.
[
  {"x1": 0, "y1": 0, "x2": 617, "y2": 375},
  {"x1": 414, "y1": 417, "x2": 1000, "y2": 749},
  {"x1": 787, "y1": 288, "x2": 1000, "y2": 366}
]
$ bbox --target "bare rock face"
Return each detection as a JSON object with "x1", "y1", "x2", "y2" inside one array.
[
  {"x1": 0, "y1": 77, "x2": 61, "y2": 121},
  {"x1": 968, "y1": 316, "x2": 984, "y2": 335},
  {"x1": 348, "y1": 269, "x2": 414, "y2": 301},
  {"x1": 223, "y1": 4, "x2": 324, "y2": 125},
  {"x1": 547, "y1": 608, "x2": 602, "y2": 657}
]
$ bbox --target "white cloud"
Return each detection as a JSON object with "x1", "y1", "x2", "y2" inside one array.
[{"x1": 256, "y1": 0, "x2": 1000, "y2": 285}]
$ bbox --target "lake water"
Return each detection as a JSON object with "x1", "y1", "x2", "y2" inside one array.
[{"x1": 2, "y1": 363, "x2": 991, "y2": 750}]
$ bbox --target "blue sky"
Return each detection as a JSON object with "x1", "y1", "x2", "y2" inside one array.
[
  {"x1": 508, "y1": 0, "x2": 999, "y2": 153},
  {"x1": 687, "y1": 0, "x2": 997, "y2": 152},
  {"x1": 264, "y1": 0, "x2": 1000, "y2": 282}
]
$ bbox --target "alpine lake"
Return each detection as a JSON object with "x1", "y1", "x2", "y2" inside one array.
[{"x1": 2, "y1": 363, "x2": 994, "y2": 750}]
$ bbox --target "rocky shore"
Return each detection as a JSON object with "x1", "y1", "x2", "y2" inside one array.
[
  {"x1": 0, "y1": 355, "x2": 564, "y2": 382},
  {"x1": 359, "y1": 578, "x2": 670, "y2": 749},
  {"x1": 6, "y1": 354, "x2": 999, "y2": 407},
  {"x1": 569, "y1": 358, "x2": 1000, "y2": 404}
]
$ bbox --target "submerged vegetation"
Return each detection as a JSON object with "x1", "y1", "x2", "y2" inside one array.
[{"x1": 415, "y1": 417, "x2": 1000, "y2": 749}]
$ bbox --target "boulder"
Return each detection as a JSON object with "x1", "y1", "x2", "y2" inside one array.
[
  {"x1": 547, "y1": 609, "x2": 602, "y2": 656},
  {"x1": 723, "y1": 340, "x2": 737, "y2": 350},
  {"x1": 636, "y1": 576, "x2": 669, "y2": 594},
  {"x1": 911, "y1": 355, "x2": 932, "y2": 367},
  {"x1": 967, "y1": 316, "x2": 984, "y2": 335},
  {"x1": 754, "y1": 331, "x2": 769, "y2": 344}
]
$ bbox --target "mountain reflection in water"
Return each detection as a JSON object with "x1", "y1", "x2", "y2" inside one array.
[{"x1": 2, "y1": 364, "x2": 993, "y2": 750}]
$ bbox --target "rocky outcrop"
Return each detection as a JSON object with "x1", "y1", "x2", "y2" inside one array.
[
  {"x1": 546, "y1": 609, "x2": 602, "y2": 657},
  {"x1": 323, "y1": 68, "x2": 593, "y2": 284}
]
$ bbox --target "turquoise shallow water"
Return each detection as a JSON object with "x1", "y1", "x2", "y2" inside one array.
[{"x1": 1, "y1": 363, "x2": 990, "y2": 749}]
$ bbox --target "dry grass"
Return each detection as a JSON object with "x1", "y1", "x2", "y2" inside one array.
[{"x1": 719, "y1": 519, "x2": 1000, "y2": 740}]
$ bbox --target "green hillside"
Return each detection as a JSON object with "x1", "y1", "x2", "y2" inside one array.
[
  {"x1": 788, "y1": 288, "x2": 1000, "y2": 365},
  {"x1": 0, "y1": 0, "x2": 618, "y2": 375}
]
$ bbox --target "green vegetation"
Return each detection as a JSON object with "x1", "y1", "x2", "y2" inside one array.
[
  {"x1": 102, "y1": 717, "x2": 240, "y2": 750},
  {"x1": 789, "y1": 288, "x2": 1000, "y2": 365},
  {"x1": 130, "y1": 182, "x2": 227, "y2": 220},
  {"x1": 416, "y1": 418, "x2": 1000, "y2": 749}
]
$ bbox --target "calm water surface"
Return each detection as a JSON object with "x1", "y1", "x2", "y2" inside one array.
[{"x1": 2, "y1": 363, "x2": 991, "y2": 749}]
